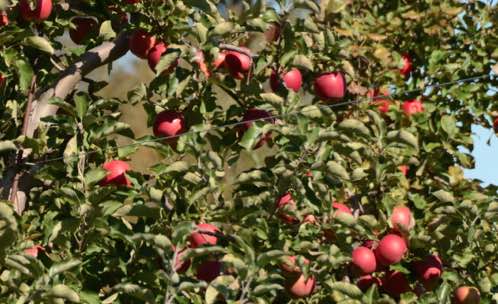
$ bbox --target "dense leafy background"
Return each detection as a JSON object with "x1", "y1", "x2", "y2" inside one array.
[{"x1": 0, "y1": 0, "x2": 498, "y2": 303}]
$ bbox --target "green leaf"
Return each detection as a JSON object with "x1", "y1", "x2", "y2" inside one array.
[
  {"x1": 327, "y1": 161, "x2": 350, "y2": 180},
  {"x1": 85, "y1": 168, "x2": 107, "y2": 186},
  {"x1": 212, "y1": 22, "x2": 234, "y2": 35},
  {"x1": 433, "y1": 190, "x2": 455, "y2": 203},
  {"x1": 260, "y1": 93, "x2": 284, "y2": 104},
  {"x1": 326, "y1": 281, "x2": 363, "y2": 299},
  {"x1": 99, "y1": 20, "x2": 116, "y2": 40},
  {"x1": 74, "y1": 92, "x2": 89, "y2": 120},
  {"x1": 64, "y1": 136, "x2": 78, "y2": 165},
  {"x1": 49, "y1": 284, "x2": 80, "y2": 303},
  {"x1": 441, "y1": 115, "x2": 458, "y2": 138},
  {"x1": 0, "y1": 141, "x2": 16, "y2": 152},
  {"x1": 49, "y1": 260, "x2": 81, "y2": 277},
  {"x1": 14, "y1": 58, "x2": 34, "y2": 93},
  {"x1": 253, "y1": 283, "x2": 284, "y2": 296},
  {"x1": 338, "y1": 119, "x2": 371, "y2": 137},
  {"x1": 156, "y1": 51, "x2": 180, "y2": 76},
  {"x1": 239, "y1": 124, "x2": 263, "y2": 150},
  {"x1": 24, "y1": 36, "x2": 54, "y2": 54}
]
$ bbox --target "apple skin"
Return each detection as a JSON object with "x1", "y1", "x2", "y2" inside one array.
[
  {"x1": 399, "y1": 165, "x2": 409, "y2": 176},
  {"x1": 24, "y1": 245, "x2": 44, "y2": 258},
  {"x1": 196, "y1": 260, "x2": 222, "y2": 282},
  {"x1": 129, "y1": 29, "x2": 156, "y2": 59},
  {"x1": 375, "y1": 234, "x2": 407, "y2": 265},
  {"x1": 357, "y1": 274, "x2": 382, "y2": 291},
  {"x1": 313, "y1": 72, "x2": 346, "y2": 101},
  {"x1": 153, "y1": 110, "x2": 186, "y2": 147},
  {"x1": 285, "y1": 274, "x2": 316, "y2": 298},
  {"x1": 264, "y1": 23, "x2": 281, "y2": 42},
  {"x1": 224, "y1": 49, "x2": 252, "y2": 79},
  {"x1": 0, "y1": 11, "x2": 8, "y2": 26},
  {"x1": 332, "y1": 201, "x2": 352, "y2": 215},
  {"x1": 100, "y1": 160, "x2": 131, "y2": 187},
  {"x1": 400, "y1": 53, "x2": 413, "y2": 77},
  {"x1": 69, "y1": 17, "x2": 98, "y2": 45},
  {"x1": 0, "y1": 73, "x2": 5, "y2": 87},
  {"x1": 351, "y1": 246, "x2": 377, "y2": 274},
  {"x1": 453, "y1": 286, "x2": 480, "y2": 304},
  {"x1": 390, "y1": 205, "x2": 414, "y2": 232},
  {"x1": 125, "y1": 0, "x2": 140, "y2": 3},
  {"x1": 239, "y1": 108, "x2": 274, "y2": 149},
  {"x1": 402, "y1": 99, "x2": 424, "y2": 116},
  {"x1": 275, "y1": 192, "x2": 299, "y2": 224},
  {"x1": 212, "y1": 52, "x2": 226, "y2": 70},
  {"x1": 270, "y1": 68, "x2": 303, "y2": 92},
  {"x1": 302, "y1": 214, "x2": 317, "y2": 225},
  {"x1": 493, "y1": 117, "x2": 498, "y2": 133},
  {"x1": 19, "y1": 0, "x2": 52, "y2": 22},
  {"x1": 147, "y1": 42, "x2": 178, "y2": 73},
  {"x1": 172, "y1": 246, "x2": 191, "y2": 273},
  {"x1": 194, "y1": 50, "x2": 211, "y2": 78},
  {"x1": 382, "y1": 271, "x2": 411, "y2": 298},
  {"x1": 367, "y1": 88, "x2": 390, "y2": 113},
  {"x1": 189, "y1": 223, "x2": 220, "y2": 248},
  {"x1": 413, "y1": 255, "x2": 442, "y2": 290}
]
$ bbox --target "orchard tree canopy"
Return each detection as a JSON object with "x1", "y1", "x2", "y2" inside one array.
[{"x1": 1, "y1": 0, "x2": 498, "y2": 303}]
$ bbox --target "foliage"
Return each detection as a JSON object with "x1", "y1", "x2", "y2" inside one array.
[{"x1": 1, "y1": 0, "x2": 498, "y2": 303}]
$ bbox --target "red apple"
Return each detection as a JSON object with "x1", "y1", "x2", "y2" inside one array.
[
  {"x1": 270, "y1": 68, "x2": 303, "y2": 92},
  {"x1": 0, "y1": 11, "x2": 8, "y2": 26},
  {"x1": 129, "y1": 29, "x2": 156, "y2": 59},
  {"x1": 413, "y1": 255, "x2": 442, "y2": 290},
  {"x1": 376, "y1": 234, "x2": 407, "y2": 265},
  {"x1": 224, "y1": 49, "x2": 252, "y2": 79},
  {"x1": 286, "y1": 273, "x2": 316, "y2": 298},
  {"x1": 19, "y1": 0, "x2": 52, "y2": 22},
  {"x1": 189, "y1": 223, "x2": 220, "y2": 248},
  {"x1": 367, "y1": 88, "x2": 391, "y2": 113},
  {"x1": 332, "y1": 201, "x2": 352, "y2": 215},
  {"x1": 196, "y1": 260, "x2": 222, "y2": 282},
  {"x1": 24, "y1": 245, "x2": 44, "y2": 258},
  {"x1": 352, "y1": 246, "x2": 377, "y2": 274},
  {"x1": 194, "y1": 50, "x2": 211, "y2": 78},
  {"x1": 264, "y1": 23, "x2": 281, "y2": 42},
  {"x1": 100, "y1": 160, "x2": 131, "y2": 187},
  {"x1": 302, "y1": 214, "x2": 317, "y2": 225},
  {"x1": 147, "y1": 42, "x2": 178, "y2": 73},
  {"x1": 357, "y1": 274, "x2": 382, "y2": 291},
  {"x1": 493, "y1": 117, "x2": 498, "y2": 133},
  {"x1": 0, "y1": 73, "x2": 5, "y2": 87},
  {"x1": 402, "y1": 99, "x2": 424, "y2": 116},
  {"x1": 313, "y1": 72, "x2": 346, "y2": 101},
  {"x1": 239, "y1": 108, "x2": 274, "y2": 149},
  {"x1": 390, "y1": 205, "x2": 414, "y2": 231},
  {"x1": 382, "y1": 271, "x2": 411, "y2": 298},
  {"x1": 69, "y1": 17, "x2": 98, "y2": 45},
  {"x1": 212, "y1": 52, "x2": 226, "y2": 70},
  {"x1": 399, "y1": 165, "x2": 409, "y2": 176},
  {"x1": 153, "y1": 110, "x2": 186, "y2": 146},
  {"x1": 275, "y1": 192, "x2": 298, "y2": 224},
  {"x1": 400, "y1": 53, "x2": 413, "y2": 77},
  {"x1": 125, "y1": 0, "x2": 140, "y2": 3},
  {"x1": 108, "y1": 5, "x2": 128, "y2": 31},
  {"x1": 453, "y1": 286, "x2": 480, "y2": 304},
  {"x1": 172, "y1": 246, "x2": 191, "y2": 273}
]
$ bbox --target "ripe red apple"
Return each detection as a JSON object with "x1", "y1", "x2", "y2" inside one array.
[
  {"x1": 0, "y1": 73, "x2": 5, "y2": 87},
  {"x1": 24, "y1": 245, "x2": 44, "y2": 258},
  {"x1": 382, "y1": 271, "x2": 411, "y2": 298},
  {"x1": 286, "y1": 273, "x2": 316, "y2": 298},
  {"x1": 147, "y1": 42, "x2": 178, "y2": 73},
  {"x1": 390, "y1": 205, "x2": 414, "y2": 231},
  {"x1": 399, "y1": 165, "x2": 409, "y2": 176},
  {"x1": 69, "y1": 17, "x2": 98, "y2": 45},
  {"x1": 189, "y1": 223, "x2": 220, "y2": 248},
  {"x1": 239, "y1": 108, "x2": 274, "y2": 149},
  {"x1": 302, "y1": 214, "x2": 317, "y2": 225},
  {"x1": 129, "y1": 29, "x2": 156, "y2": 59},
  {"x1": 0, "y1": 11, "x2": 8, "y2": 26},
  {"x1": 400, "y1": 53, "x2": 413, "y2": 77},
  {"x1": 100, "y1": 160, "x2": 131, "y2": 187},
  {"x1": 275, "y1": 192, "x2": 298, "y2": 224},
  {"x1": 402, "y1": 99, "x2": 424, "y2": 116},
  {"x1": 19, "y1": 0, "x2": 52, "y2": 22},
  {"x1": 172, "y1": 246, "x2": 191, "y2": 273},
  {"x1": 212, "y1": 52, "x2": 226, "y2": 70},
  {"x1": 196, "y1": 260, "x2": 222, "y2": 282},
  {"x1": 153, "y1": 110, "x2": 186, "y2": 146},
  {"x1": 194, "y1": 50, "x2": 211, "y2": 78},
  {"x1": 313, "y1": 72, "x2": 346, "y2": 101},
  {"x1": 332, "y1": 201, "x2": 352, "y2": 215},
  {"x1": 453, "y1": 286, "x2": 480, "y2": 304},
  {"x1": 224, "y1": 49, "x2": 252, "y2": 79},
  {"x1": 352, "y1": 246, "x2": 377, "y2": 274},
  {"x1": 108, "y1": 5, "x2": 128, "y2": 31},
  {"x1": 493, "y1": 117, "x2": 498, "y2": 133},
  {"x1": 375, "y1": 234, "x2": 407, "y2": 265},
  {"x1": 357, "y1": 274, "x2": 382, "y2": 291},
  {"x1": 413, "y1": 255, "x2": 442, "y2": 290},
  {"x1": 270, "y1": 68, "x2": 303, "y2": 92},
  {"x1": 367, "y1": 88, "x2": 390, "y2": 113}
]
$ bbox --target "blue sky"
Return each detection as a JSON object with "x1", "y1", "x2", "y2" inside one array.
[{"x1": 464, "y1": 125, "x2": 498, "y2": 186}]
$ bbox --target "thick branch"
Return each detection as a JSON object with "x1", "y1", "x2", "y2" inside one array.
[{"x1": 26, "y1": 32, "x2": 130, "y2": 137}]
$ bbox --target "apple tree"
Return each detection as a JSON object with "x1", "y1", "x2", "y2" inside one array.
[{"x1": 0, "y1": 0, "x2": 498, "y2": 303}]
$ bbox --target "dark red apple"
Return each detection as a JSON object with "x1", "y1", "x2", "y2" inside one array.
[
  {"x1": 270, "y1": 68, "x2": 302, "y2": 92},
  {"x1": 196, "y1": 260, "x2": 222, "y2": 282},
  {"x1": 400, "y1": 53, "x2": 413, "y2": 77},
  {"x1": 0, "y1": 11, "x2": 8, "y2": 26},
  {"x1": 19, "y1": 0, "x2": 52, "y2": 22},
  {"x1": 264, "y1": 23, "x2": 281, "y2": 42},
  {"x1": 100, "y1": 160, "x2": 131, "y2": 187},
  {"x1": 352, "y1": 246, "x2": 377, "y2": 274},
  {"x1": 357, "y1": 274, "x2": 382, "y2": 291},
  {"x1": 172, "y1": 246, "x2": 191, "y2": 273},
  {"x1": 375, "y1": 234, "x2": 407, "y2": 265},
  {"x1": 0, "y1": 73, "x2": 5, "y2": 87},
  {"x1": 332, "y1": 201, "x2": 352, "y2": 215},
  {"x1": 413, "y1": 255, "x2": 442, "y2": 290},
  {"x1": 453, "y1": 286, "x2": 480, "y2": 304},
  {"x1": 390, "y1": 205, "x2": 414, "y2": 231},
  {"x1": 313, "y1": 72, "x2": 346, "y2": 101},
  {"x1": 398, "y1": 165, "x2": 409, "y2": 176},
  {"x1": 125, "y1": 0, "x2": 140, "y2": 3},
  {"x1": 153, "y1": 110, "x2": 186, "y2": 146},
  {"x1": 239, "y1": 108, "x2": 274, "y2": 149},
  {"x1": 189, "y1": 223, "x2": 220, "y2": 248},
  {"x1": 382, "y1": 271, "x2": 411, "y2": 298},
  {"x1": 147, "y1": 42, "x2": 178, "y2": 73},
  {"x1": 402, "y1": 99, "x2": 424, "y2": 116},
  {"x1": 108, "y1": 5, "x2": 128, "y2": 31},
  {"x1": 224, "y1": 49, "x2": 252, "y2": 79},
  {"x1": 69, "y1": 17, "x2": 98, "y2": 45},
  {"x1": 129, "y1": 29, "x2": 156, "y2": 59},
  {"x1": 493, "y1": 117, "x2": 498, "y2": 133},
  {"x1": 275, "y1": 192, "x2": 298, "y2": 224},
  {"x1": 24, "y1": 245, "x2": 44, "y2": 258}
]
